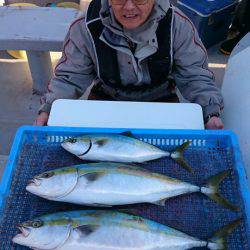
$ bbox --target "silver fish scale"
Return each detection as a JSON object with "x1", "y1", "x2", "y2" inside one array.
[{"x1": 59, "y1": 224, "x2": 208, "y2": 250}]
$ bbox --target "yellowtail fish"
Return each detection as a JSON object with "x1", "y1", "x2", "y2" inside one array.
[
  {"x1": 13, "y1": 210, "x2": 241, "y2": 250},
  {"x1": 26, "y1": 163, "x2": 238, "y2": 211},
  {"x1": 61, "y1": 132, "x2": 192, "y2": 172}
]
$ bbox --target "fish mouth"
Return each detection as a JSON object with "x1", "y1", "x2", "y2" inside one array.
[
  {"x1": 14, "y1": 226, "x2": 30, "y2": 239},
  {"x1": 27, "y1": 178, "x2": 41, "y2": 187},
  {"x1": 12, "y1": 226, "x2": 31, "y2": 245}
]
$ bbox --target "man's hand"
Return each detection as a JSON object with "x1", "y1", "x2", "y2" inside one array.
[
  {"x1": 34, "y1": 112, "x2": 49, "y2": 126},
  {"x1": 205, "y1": 116, "x2": 224, "y2": 130}
]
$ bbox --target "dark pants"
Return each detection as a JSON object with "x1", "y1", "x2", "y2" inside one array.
[
  {"x1": 235, "y1": 0, "x2": 250, "y2": 34},
  {"x1": 88, "y1": 86, "x2": 180, "y2": 103},
  {"x1": 245, "y1": 0, "x2": 250, "y2": 32}
]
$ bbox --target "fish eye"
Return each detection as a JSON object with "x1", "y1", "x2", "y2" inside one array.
[
  {"x1": 32, "y1": 221, "x2": 43, "y2": 228},
  {"x1": 41, "y1": 172, "x2": 54, "y2": 178},
  {"x1": 67, "y1": 138, "x2": 77, "y2": 143}
]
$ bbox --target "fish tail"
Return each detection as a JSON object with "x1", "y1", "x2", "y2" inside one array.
[
  {"x1": 207, "y1": 218, "x2": 241, "y2": 249},
  {"x1": 202, "y1": 170, "x2": 239, "y2": 211},
  {"x1": 170, "y1": 141, "x2": 193, "y2": 172}
]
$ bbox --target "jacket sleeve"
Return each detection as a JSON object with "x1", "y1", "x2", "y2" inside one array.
[
  {"x1": 39, "y1": 15, "x2": 96, "y2": 114},
  {"x1": 172, "y1": 8, "x2": 224, "y2": 119}
]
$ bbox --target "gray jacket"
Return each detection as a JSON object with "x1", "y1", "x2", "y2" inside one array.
[{"x1": 39, "y1": 0, "x2": 224, "y2": 119}]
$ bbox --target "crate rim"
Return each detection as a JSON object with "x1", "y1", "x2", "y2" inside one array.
[
  {"x1": 0, "y1": 125, "x2": 250, "y2": 239},
  {"x1": 5, "y1": 124, "x2": 242, "y2": 135}
]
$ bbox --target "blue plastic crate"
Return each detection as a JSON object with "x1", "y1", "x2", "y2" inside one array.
[
  {"x1": 177, "y1": 0, "x2": 238, "y2": 48},
  {"x1": 0, "y1": 126, "x2": 250, "y2": 249}
]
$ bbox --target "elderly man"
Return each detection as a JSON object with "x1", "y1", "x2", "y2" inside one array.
[{"x1": 36, "y1": 0, "x2": 224, "y2": 129}]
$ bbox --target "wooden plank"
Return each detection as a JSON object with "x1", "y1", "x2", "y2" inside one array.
[
  {"x1": 0, "y1": 6, "x2": 80, "y2": 51},
  {"x1": 5, "y1": 0, "x2": 79, "y2": 6}
]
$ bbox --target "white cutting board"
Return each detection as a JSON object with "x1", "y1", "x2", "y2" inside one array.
[{"x1": 48, "y1": 99, "x2": 204, "y2": 129}]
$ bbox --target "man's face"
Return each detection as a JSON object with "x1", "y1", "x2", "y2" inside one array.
[{"x1": 111, "y1": 0, "x2": 155, "y2": 29}]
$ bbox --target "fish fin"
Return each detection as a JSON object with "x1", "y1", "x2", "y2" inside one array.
[
  {"x1": 94, "y1": 139, "x2": 109, "y2": 147},
  {"x1": 208, "y1": 218, "x2": 241, "y2": 249},
  {"x1": 77, "y1": 224, "x2": 100, "y2": 236},
  {"x1": 170, "y1": 141, "x2": 193, "y2": 173},
  {"x1": 83, "y1": 172, "x2": 104, "y2": 182},
  {"x1": 152, "y1": 198, "x2": 168, "y2": 206},
  {"x1": 203, "y1": 170, "x2": 239, "y2": 211},
  {"x1": 120, "y1": 131, "x2": 136, "y2": 138}
]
